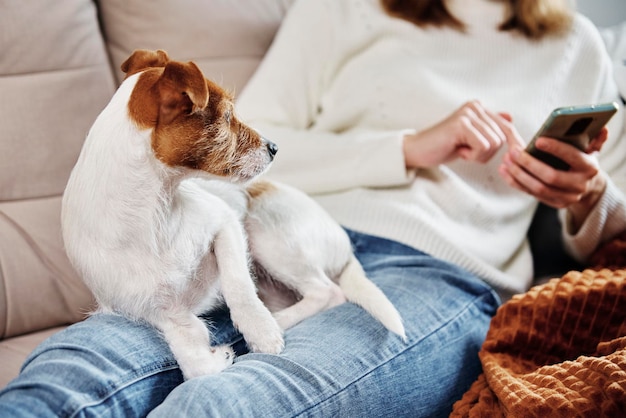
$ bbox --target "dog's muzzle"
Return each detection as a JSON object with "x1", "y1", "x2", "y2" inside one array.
[{"x1": 265, "y1": 138, "x2": 278, "y2": 160}]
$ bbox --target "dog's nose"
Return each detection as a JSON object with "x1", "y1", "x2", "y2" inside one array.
[{"x1": 266, "y1": 140, "x2": 278, "y2": 159}]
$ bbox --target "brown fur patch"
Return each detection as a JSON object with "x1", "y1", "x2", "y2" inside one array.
[
  {"x1": 127, "y1": 69, "x2": 162, "y2": 129},
  {"x1": 247, "y1": 180, "x2": 278, "y2": 199},
  {"x1": 121, "y1": 49, "x2": 169, "y2": 79},
  {"x1": 125, "y1": 50, "x2": 268, "y2": 180}
]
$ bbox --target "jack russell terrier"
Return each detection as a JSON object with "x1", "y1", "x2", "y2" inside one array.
[{"x1": 62, "y1": 49, "x2": 404, "y2": 380}]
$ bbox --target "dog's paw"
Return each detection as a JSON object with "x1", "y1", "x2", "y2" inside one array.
[
  {"x1": 248, "y1": 333, "x2": 284, "y2": 355},
  {"x1": 231, "y1": 305, "x2": 285, "y2": 354},
  {"x1": 180, "y1": 344, "x2": 235, "y2": 380},
  {"x1": 211, "y1": 344, "x2": 235, "y2": 367},
  {"x1": 245, "y1": 320, "x2": 284, "y2": 355},
  {"x1": 273, "y1": 311, "x2": 294, "y2": 331}
]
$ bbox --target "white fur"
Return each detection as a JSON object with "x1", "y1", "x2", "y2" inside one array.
[
  {"x1": 62, "y1": 74, "x2": 283, "y2": 380},
  {"x1": 245, "y1": 181, "x2": 406, "y2": 340}
]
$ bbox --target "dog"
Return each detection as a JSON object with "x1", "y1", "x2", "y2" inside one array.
[
  {"x1": 61, "y1": 49, "x2": 284, "y2": 380},
  {"x1": 245, "y1": 180, "x2": 406, "y2": 340},
  {"x1": 63, "y1": 48, "x2": 405, "y2": 380}
]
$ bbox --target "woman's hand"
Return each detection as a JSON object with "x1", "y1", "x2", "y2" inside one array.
[
  {"x1": 499, "y1": 127, "x2": 609, "y2": 232},
  {"x1": 403, "y1": 101, "x2": 525, "y2": 169}
]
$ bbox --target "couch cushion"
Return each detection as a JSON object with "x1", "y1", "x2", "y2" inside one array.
[
  {"x1": 0, "y1": 197, "x2": 94, "y2": 340},
  {"x1": 0, "y1": 0, "x2": 116, "y2": 201},
  {"x1": 98, "y1": 0, "x2": 293, "y2": 93},
  {"x1": 0, "y1": 0, "x2": 109, "y2": 340},
  {"x1": 0, "y1": 327, "x2": 66, "y2": 389}
]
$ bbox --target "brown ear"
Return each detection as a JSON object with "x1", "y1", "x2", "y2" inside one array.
[
  {"x1": 156, "y1": 61, "x2": 209, "y2": 125},
  {"x1": 121, "y1": 49, "x2": 170, "y2": 78}
]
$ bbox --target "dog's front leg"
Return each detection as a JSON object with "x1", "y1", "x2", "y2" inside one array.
[
  {"x1": 214, "y1": 221, "x2": 284, "y2": 354},
  {"x1": 155, "y1": 311, "x2": 234, "y2": 380}
]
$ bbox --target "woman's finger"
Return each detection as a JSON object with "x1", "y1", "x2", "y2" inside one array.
[
  {"x1": 585, "y1": 126, "x2": 609, "y2": 153},
  {"x1": 531, "y1": 136, "x2": 600, "y2": 176}
]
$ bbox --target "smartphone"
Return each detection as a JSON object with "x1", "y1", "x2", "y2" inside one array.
[{"x1": 525, "y1": 102, "x2": 619, "y2": 170}]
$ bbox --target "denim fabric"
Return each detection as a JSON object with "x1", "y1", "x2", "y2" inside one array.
[{"x1": 0, "y1": 230, "x2": 500, "y2": 418}]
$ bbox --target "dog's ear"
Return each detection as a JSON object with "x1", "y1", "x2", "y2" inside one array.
[
  {"x1": 156, "y1": 61, "x2": 209, "y2": 125},
  {"x1": 121, "y1": 49, "x2": 170, "y2": 78}
]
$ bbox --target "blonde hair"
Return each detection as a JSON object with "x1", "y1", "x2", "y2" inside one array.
[{"x1": 380, "y1": 0, "x2": 573, "y2": 39}]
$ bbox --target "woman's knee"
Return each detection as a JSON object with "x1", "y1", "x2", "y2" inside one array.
[{"x1": 1, "y1": 314, "x2": 183, "y2": 418}]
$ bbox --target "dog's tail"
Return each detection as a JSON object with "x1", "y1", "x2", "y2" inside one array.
[{"x1": 338, "y1": 255, "x2": 407, "y2": 341}]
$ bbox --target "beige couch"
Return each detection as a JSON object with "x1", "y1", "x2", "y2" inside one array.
[
  {"x1": 0, "y1": 0, "x2": 293, "y2": 388},
  {"x1": 1, "y1": 0, "x2": 622, "y2": 395}
]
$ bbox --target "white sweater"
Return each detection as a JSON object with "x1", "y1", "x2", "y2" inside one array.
[{"x1": 237, "y1": 0, "x2": 626, "y2": 297}]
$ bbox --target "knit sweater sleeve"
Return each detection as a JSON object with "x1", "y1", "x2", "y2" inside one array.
[
  {"x1": 236, "y1": 0, "x2": 414, "y2": 194},
  {"x1": 559, "y1": 16, "x2": 626, "y2": 261}
]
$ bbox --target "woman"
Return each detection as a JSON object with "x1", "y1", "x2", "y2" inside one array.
[
  {"x1": 1, "y1": 0, "x2": 624, "y2": 417},
  {"x1": 235, "y1": 0, "x2": 626, "y2": 302}
]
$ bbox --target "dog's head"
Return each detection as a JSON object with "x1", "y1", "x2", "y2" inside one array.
[{"x1": 120, "y1": 49, "x2": 277, "y2": 183}]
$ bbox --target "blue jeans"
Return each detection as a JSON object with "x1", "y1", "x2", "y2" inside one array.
[{"x1": 0, "y1": 230, "x2": 499, "y2": 418}]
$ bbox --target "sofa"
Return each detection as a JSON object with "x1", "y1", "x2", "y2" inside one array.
[
  {"x1": 0, "y1": 0, "x2": 293, "y2": 389},
  {"x1": 1, "y1": 0, "x2": 625, "y2": 412}
]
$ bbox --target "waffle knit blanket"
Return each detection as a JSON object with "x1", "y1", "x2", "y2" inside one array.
[{"x1": 451, "y1": 268, "x2": 626, "y2": 417}]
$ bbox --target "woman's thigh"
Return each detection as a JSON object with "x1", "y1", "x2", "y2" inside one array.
[
  {"x1": 0, "y1": 232, "x2": 499, "y2": 418},
  {"x1": 149, "y1": 232, "x2": 500, "y2": 418}
]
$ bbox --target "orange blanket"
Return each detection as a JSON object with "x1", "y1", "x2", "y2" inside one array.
[{"x1": 451, "y1": 268, "x2": 626, "y2": 417}]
